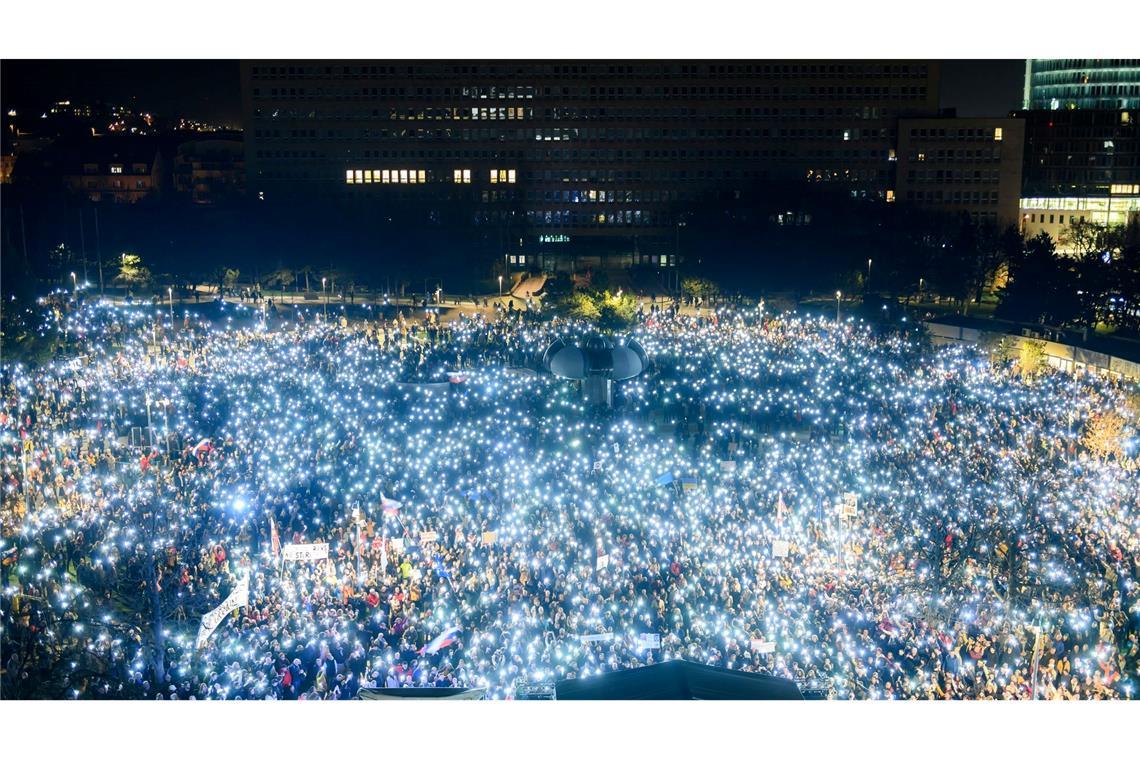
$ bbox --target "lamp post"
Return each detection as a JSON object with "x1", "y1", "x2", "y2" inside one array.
[
  {"x1": 918, "y1": 277, "x2": 925, "y2": 303},
  {"x1": 866, "y1": 259, "x2": 872, "y2": 292},
  {"x1": 322, "y1": 277, "x2": 328, "y2": 321},
  {"x1": 498, "y1": 275, "x2": 503, "y2": 297},
  {"x1": 70, "y1": 271, "x2": 77, "y2": 297},
  {"x1": 167, "y1": 287, "x2": 174, "y2": 328},
  {"x1": 836, "y1": 290, "x2": 842, "y2": 323}
]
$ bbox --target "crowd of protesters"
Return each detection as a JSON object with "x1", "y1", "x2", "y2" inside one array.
[{"x1": 2, "y1": 296, "x2": 1138, "y2": 700}]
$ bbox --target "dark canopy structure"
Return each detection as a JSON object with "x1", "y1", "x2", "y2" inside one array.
[{"x1": 554, "y1": 660, "x2": 803, "y2": 700}]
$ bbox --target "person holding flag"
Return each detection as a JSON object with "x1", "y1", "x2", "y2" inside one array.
[{"x1": 419, "y1": 625, "x2": 462, "y2": 656}]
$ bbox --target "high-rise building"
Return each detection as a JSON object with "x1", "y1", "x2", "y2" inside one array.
[
  {"x1": 241, "y1": 60, "x2": 941, "y2": 270},
  {"x1": 895, "y1": 116, "x2": 1024, "y2": 228},
  {"x1": 1018, "y1": 109, "x2": 1139, "y2": 247},
  {"x1": 1023, "y1": 59, "x2": 1140, "y2": 111}
]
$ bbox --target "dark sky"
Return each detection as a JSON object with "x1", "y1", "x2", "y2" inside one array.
[{"x1": 0, "y1": 59, "x2": 1026, "y2": 126}]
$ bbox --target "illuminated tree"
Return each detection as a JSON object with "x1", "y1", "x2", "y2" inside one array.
[
  {"x1": 1083, "y1": 411, "x2": 1126, "y2": 461},
  {"x1": 114, "y1": 253, "x2": 152, "y2": 289},
  {"x1": 1018, "y1": 339, "x2": 1048, "y2": 377}
]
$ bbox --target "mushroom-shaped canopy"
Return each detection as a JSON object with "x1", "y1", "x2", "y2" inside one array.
[{"x1": 542, "y1": 335, "x2": 648, "y2": 380}]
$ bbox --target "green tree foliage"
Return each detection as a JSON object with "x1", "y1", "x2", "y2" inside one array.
[
  {"x1": 113, "y1": 253, "x2": 152, "y2": 289},
  {"x1": 681, "y1": 277, "x2": 720, "y2": 301},
  {"x1": 562, "y1": 290, "x2": 638, "y2": 332}
]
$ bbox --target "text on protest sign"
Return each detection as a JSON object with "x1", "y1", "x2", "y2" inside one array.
[{"x1": 282, "y1": 542, "x2": 330, "y2": 562}]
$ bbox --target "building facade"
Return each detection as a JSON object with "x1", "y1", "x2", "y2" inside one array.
[
  {"x1": 173, "y1": 135, "x2": 245, "y2": 204},
  {"x1": 60, "y1": 138, "x2": 168, "y2": 203},
  {"x1": 241, "y1": 60, "x2": 941, "y2": 270},
  {"x1": 1018, "y1": 109, "x2": 1140, "y2": 247},
  {"x1": 1024, "y1": 59, "x2": 1140, "y2": 111},
  {"x1": 895, "y1": 117, "x2": 1024, "y2": 228}
]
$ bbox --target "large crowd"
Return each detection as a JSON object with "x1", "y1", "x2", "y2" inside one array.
[{"x1": 2, "y1": 296, "x2": 1138, "y2": 700}]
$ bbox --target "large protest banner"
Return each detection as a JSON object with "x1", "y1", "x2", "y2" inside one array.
[
  {"x1": 195, "y1": 574, "x2": 250, "y2": 648},
  {"x1": 282, "y1": 543, "x2": 329, "y2": 562}
]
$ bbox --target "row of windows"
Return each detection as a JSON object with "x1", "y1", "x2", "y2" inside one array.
[
  {"x1": 906, "y1": 126, "x2": 1005, "y2": 141},
  {"x1": 908, "y1": 148, "x2": 1004, "y2": 162},
  {"x1": 253, "y1": 125, "x2": 896, "y2": 144},
  {"x1": 344, "y1": 168, "x2": 515, "y2": 185},
  {"x1": 253, "y1": 105, "x2": 898, "y2": 124},
  {"x1": 905, "y1": 169, "x2": 1004, "y2": 183},
  {"x1": 252, "y1": 63, "x2": 930, "y2": 79},
  {"x1": 903, "y1": 190, "x2": 1000, "y2": 204},
  {"x1": 1027, "y1": 213, "x2": 1089, "y2": 225},
  {"x1": 525, "y1": 209, "x2": 657, "y2": 227},
  {"x1": 345, "y1": 169, "x2": 427, "y2": 184},
  {"x1": 251, "y1": 85, "x2": 930, "y2": 104}
]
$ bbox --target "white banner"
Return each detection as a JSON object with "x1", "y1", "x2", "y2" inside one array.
[
  {"x1": 282, "y1": 543, "x2": 329, "y2": 562},
  {"x1": 195, "y1": 574, "x2": 249, "y2": 649},
  {"x1": 635, "y1": 633, "x2": 661, "y2": 650},
  {"x1": 419, "y1": 531, "x2": 440, "y2": 545},
  {"x1": 481, "y1": 531, "x2": 497, "y2": 546},
  {"x1": 772, "y1": 539, "x2": 790, "y2": 559},
  {"x1": 750, "y1": 639, "x2": 776, "y2": 654},
  {"x1": 596, "y1": 554, "x2": 609, "y2": 571},
  {"x1": 840, "y1": 492, "x2": 858, "y2": 518},
  {"x1": 579, "y1": 632, "x2": 615, "y2": 643},
  {"x1": 719, "y1": 460, "x2": 737, "y2": 472}
]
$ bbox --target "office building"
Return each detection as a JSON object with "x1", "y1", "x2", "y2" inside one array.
[
  {"x1": 1024, "y1": 59, "x2": 1140, "y2": 111},
  {"x1": 1018, "y1": 109, "x2": 1140, "y2": 247},
  {"x1": 895, "y1": 116, "x2": 1024, "y2": 228},
  {"x1": 241, "y1": 60, "x2": 941, "y2": 270}
]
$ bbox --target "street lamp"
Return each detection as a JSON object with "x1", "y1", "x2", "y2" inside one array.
[
  {"x1": 322, "y1": 277, "x2": 328, "y2": 321},
  {"x1": 167, "y1": 287, "x2": 174, "y2": 327},
  {"x1": 866, "y1": 259, "x2": 872, "y2": 290},
  {"x1": 918, "y1": 277, "x2": 925, "y2": 302},
  {"x1": 71, "y1": 271, "x2": 77, "y2": 296},
  {"x1": 498, "y1": 275, "x2": 503, "y2": 297},
  {"x1": 836, "y1": 290, "x2": 842, "y2": 323}
]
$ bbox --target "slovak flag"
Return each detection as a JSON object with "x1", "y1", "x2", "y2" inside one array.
[
  {"x1": 269, "y1": 514, "x2": 281, "y2": 557},
  {"x1": 419, "y1": 625, "x2": 461, "y2": 655},
  {"x1": 380, "y1": 494, "x2": 402, "y2": 516},
  {"x1": 192, "y1": 438, "x2": 212, "y2": 457}
]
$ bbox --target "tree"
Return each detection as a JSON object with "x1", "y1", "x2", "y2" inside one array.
[
  {"x1": 1018, "y1": 339, "x2": 1048, "y2": 377},
  {"x1": 977, "y1": 331, "x2": 1013, "y2": 365},
  {"x1": 997, "y1": 232, "x2": 1079, "y2": 326},
  {"x1": 1083, "y1": 411, "x2": 1126, "y2": 461},
  {"x1": 681, "y1": 277, "x2": 720, "y2": 302},
  {"x1": 561, "y1": 290, "x2": 638, "y2": 332},
  {"x1": 114, "y1": 253, "x2": 152, "y2": 290}
]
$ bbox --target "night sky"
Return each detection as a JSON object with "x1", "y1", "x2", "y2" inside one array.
[{"x1": 0, "y1": 59, "x2": 1026, "y2": 126}]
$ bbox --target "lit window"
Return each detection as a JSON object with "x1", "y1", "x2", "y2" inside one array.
[
  {"x1": 345, "y1": 170, "x2": 354, "y2": 184},
  {"x1": 399, "y1": 170, "x2": 408, "y2": 184},
  {"x1": 454, "y1": 169, "x2": 462, "y2": 183},
  {"x1": 490, "y1": 170, "x2": 497, "y2": 184},
  {"x1": 463, "y1": 169, "x2": 471, "y2": 184},
  {"x1": 364, "y1": 170, "x2": 373, "y2": 183},
  {"x1": 354, "y1": 170, "x2": 363, "y2": 184},
  {"x1": 886, "y1": 190, "x2": 895, "y2": 203},
  {"x1": 418, "y1": 170, "x2": 426, "y2": 183},
  {"x1": 843, "y1": 130, "x2": 850, "y2": 141},
  {"x1": 110, "y1": 165, "x2": 123, "y2": 175},
  {"x1": 508, "y1": 169, "x2": 516, "y2": 184},
  {"x1": 381, "y1": 170, "x2": 390, "y2": 184},
  {"x1": 993, "y1": 127, "x2": 1003, "y2": 142}
]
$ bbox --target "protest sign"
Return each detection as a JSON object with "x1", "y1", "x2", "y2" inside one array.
[{"x1": 282, "y1": 543, "x2": 329, "y2": 562}]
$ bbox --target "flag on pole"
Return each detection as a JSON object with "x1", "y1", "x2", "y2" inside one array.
[
  {"x1": 380, "y1": 494, "x2": 402, "y2": 516},
  {"x1": 419, "y1": 625, "x2": 461, "y2": 655},
  {"x1": 269, "y1": 514, "x2": 281, "y2": 558}
]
